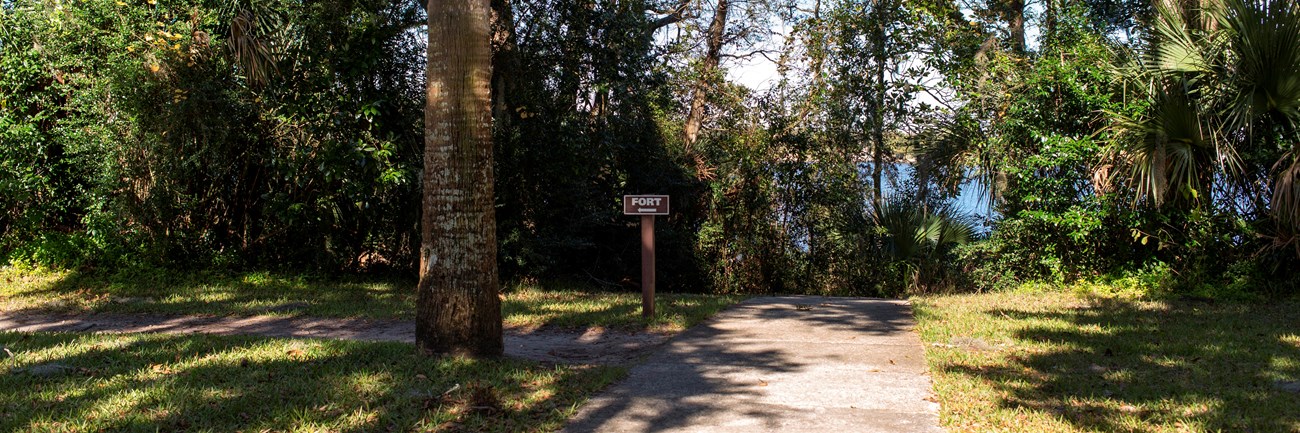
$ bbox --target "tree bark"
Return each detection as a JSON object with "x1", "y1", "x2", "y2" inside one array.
[
  {"x1": 649, "y1": 0, "x2": 692, "y2": 31},
  {"x1": 1008, "y1": 0, "x2": 1025, "y2": 54},
  {"x1": 418, "y1": 0, "x2": 503, "y2": 357},
  {"x1": 683, "y1": 0, "x2": 730, "y2": 149},
  {"x1": 1044, "y1": 0, "x2": 1056, "y2": 43},
  {"x1": 871, "y1": 0, "x2": 888, "y2": 209}
]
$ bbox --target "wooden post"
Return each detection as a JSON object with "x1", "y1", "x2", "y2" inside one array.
[
  {"x1": 624, "y1": 194, "x2": 667, "y2": 318},
  {"x1": 641, "y1": 214, "x2": 656, "y2": 318}
]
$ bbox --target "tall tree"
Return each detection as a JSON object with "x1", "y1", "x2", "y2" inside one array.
[
  {"x1": 1008, "y1": 0, "x2": 1025, "y2": 53},
  {"x1": 417, "y1": 0, "x2": 503, "y2": 357},
  {"x1": 490, "y1": 0, "x2": 518, "y2": 126},
  {"x1": 869, "y1": 0, "x2": 889, "y2": 208},
  {"x1": 821, "y1": 0, "x2": 930, "y2": 206},
  {"x1": 683, "y1": 0, "x2": 731, "y2": 150}
]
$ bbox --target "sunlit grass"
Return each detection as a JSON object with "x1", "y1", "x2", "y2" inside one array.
[
  {"x1": 913, "y1": 291, "x2": 1300, "y2": 433},
  {"x1": 502, "y1": 283, "x2": 744, "y2": 333},
  {"x1": 0, "y1": 267, "x2": 743, "y2": 332},
  {"x1": 0, "y1": 267, "x2": 411, "y2": 319},
  {"x1": 0, "y1": 332, "x2": 624, "y2": 432}
]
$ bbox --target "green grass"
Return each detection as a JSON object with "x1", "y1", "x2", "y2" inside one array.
[
  {"x1": 502, "y1": 287, "x2": 742, "y2": 333},
  {"x1": 1, "y1": 268, "x2": 413, "y2": 319},
  {"x1": 913, "y1": 290, "x2": 1300, "y2": 433},
  {"x1": 0, "y1": 268, "x2": 742, "y2": 332},
  {"x1": 0, "y1": 331, "x2": 624, "y2": 433}
]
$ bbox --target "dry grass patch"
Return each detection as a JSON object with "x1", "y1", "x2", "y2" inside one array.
[{"x1": 913, "y1": 291, "x2": 1300, "y2": 433}]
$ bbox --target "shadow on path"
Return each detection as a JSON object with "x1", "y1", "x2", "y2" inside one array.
[{"x1": 562, "y1": 296, "x2": 943, "y2": 433}]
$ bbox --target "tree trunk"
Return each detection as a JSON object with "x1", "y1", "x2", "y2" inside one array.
[
  {"x1": 793, "y1": 0, "x2": 826, "y2": 131},
  {"x1": 1044, "y1": 0, "x2": 1055, "y2": 43},
  {"x1": 683, "y1": 0, "x2": 730, "y2": 149},
  {"x1": 1008, "y1": 0, "x2": 1025, "y2": 54},
  {"x1": 871, "y1": 0, "x2": 888, "y2": 209},
  {"x1": 491, "y1": 0, "x2": 517, "y2": 127},
  {"x1": 418, "y1": 0, "x2": 503, "y2": 357}
]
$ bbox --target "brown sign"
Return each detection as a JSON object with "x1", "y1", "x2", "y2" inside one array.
[{"x1": 623, "y1": 195, "x2": 669, "y2": 215}]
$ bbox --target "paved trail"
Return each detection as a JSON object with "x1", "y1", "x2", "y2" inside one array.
[
  {"x1": 0, "y1": 312, "x2": 667, "y2": 365},
  {"x1": 3, "y1": 297, "x2": 946, "y2": 432},
  {"x1": 561, "y1": 296, "x2": 944, "y2": 433}
]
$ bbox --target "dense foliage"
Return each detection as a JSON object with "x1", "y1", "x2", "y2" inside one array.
[
  {"x1": 2, "y1": 0, "x2": 426, "y2": 270},
  {"x1": 3, "y1": 0, "x2": 1296, "y2": 298}
]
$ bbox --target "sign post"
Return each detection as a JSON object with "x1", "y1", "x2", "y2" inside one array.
[{"x1": 624, "y1": 195, "x2": 669, "y2": 318}]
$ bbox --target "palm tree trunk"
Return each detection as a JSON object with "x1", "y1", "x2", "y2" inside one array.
[{"x1": 418, "y1": 0, "x2": 503, "y2": 357}]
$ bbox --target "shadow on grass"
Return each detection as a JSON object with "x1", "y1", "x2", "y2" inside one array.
[
  {"x1": 498, "y1": 288, "x2": 743, "y2": 333},
  {"x1": 0, "y1": 332, "x2": 621, "y2": 432},
  {"x1": 9, "y1": 268, "x2": 417, "y2": 320},
  {"x1": 6, "y1": 270, "x2": 740, "y2": 332},
  {"x1": 952, "y1": 298, "x2": 1300, "y2": 432}
]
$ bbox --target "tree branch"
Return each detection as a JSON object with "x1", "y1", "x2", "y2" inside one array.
[
  {"x1": 648, "y1": 0, "x2": 693, "y2": 31},
  {"x1": 720, "y1": 49, "x2": 781, "y2": 63}
]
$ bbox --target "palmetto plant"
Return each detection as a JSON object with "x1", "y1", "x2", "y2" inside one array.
[
  {"x1": 1106, "y1": 0, "x2": 1300, "y2": 249},
  {"x1": 217, "y1": 0, "x2": 299, "y2": 86},
  {"x1": 873, "y1": 196, "x2": 977, "y2": 292}
]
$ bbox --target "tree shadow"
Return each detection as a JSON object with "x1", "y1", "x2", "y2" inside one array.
[
  {"x1": 501, "y1": 295, "x2": 727, "y2": 333},
  {"x1": 561, "y1": 296, "x2": 934, "y2": 432},
  {"x1": 11, "y1": 269, "x2": 417, "y2": 320},
  {"x1": 0, "y1": 331, "x2": 615, "y2": 432},
  {"x1": 10, "y1": 270, "x2": 733, "y2": 335},
  {"x1": 950, "y1": 298, "x2": 1300, "y2": 432}
]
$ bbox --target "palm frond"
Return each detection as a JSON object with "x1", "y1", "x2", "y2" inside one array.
[
  {"x1": 913, "y1": 110, "x2": 1007, "y2": 213},
  {"x1": 1218, "y1": 0, "x2": 1300, "y2": 135},
  {"x1": 222, "y1": 0, "x2": 295, "y2": 86},
  {"x1": 1150, "y1": 0, "x2": 1213, "y2": 75},
  {"x1": 873, "y1": 196, "x2": 976, "y2": 260},
  {"x1": 1275, "y1": 150, "x2": 1300, "y2": 226},
  {"x1": 1107, "y1": 83, "x2": 1216, "y2": 206}
]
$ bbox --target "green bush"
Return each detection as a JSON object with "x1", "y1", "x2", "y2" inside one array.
[{"x1": 1, "y1": 0, "x2": 426, "y2": 271}]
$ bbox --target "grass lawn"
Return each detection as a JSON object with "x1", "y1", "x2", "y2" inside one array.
[
  {"x1": 0, "y1": 331, "x2": 624, "y2": 433},
  {"x1": 913, "y1": 290, "x2": 1300, "y2": 433},
  {"x1": 0, "y1": 268, "x2": 742, "y2": 333}
]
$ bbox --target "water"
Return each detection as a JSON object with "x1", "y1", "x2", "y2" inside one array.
[{"x1": 869, "y1": 163, "x2": 997, "y2": 228}]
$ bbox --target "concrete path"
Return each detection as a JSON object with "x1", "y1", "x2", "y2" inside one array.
[
  {"x1": 561, "y1": 296, "x2": 944, "y2": 433},
  {"x1": 0, "y1": 312, "x2": 668, "y2": 365}
]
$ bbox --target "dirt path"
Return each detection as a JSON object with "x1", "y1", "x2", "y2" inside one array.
[{"x1": 0, "y1": 311, "x2": 669, "y2": 365}]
